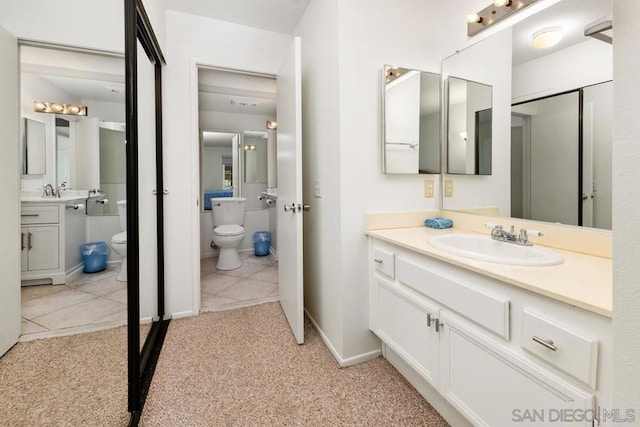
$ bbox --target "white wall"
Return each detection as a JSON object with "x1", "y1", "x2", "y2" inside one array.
[
  {"x1": 293, "y1": 0, "x2": 443, "y2": 362},
  {"x1": 163, "y1": 10, "x2": 291, "y2": 316},
  {"x1": 613, "y1": 0, "x2": 640, "y2": 418},
  {"x1": 512, "y1": 39, "x2": 612, "y2": 103}
]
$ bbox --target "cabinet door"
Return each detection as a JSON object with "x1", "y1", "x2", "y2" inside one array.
[
  {"x1": 27, "y1": 226, "x2": 59, "y2": 271},
  {"x1": 376, "y1": 280, "x2": 440, "y2": 386},
  {"x1": 20, "y1": 228, "x2": 28, "y2": 272},
  {"x1": 439, "y1": 312, "x2": 594, "y2": 426}
]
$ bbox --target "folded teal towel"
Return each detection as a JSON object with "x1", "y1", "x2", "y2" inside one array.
[{"x1": 424, "y1": 217, "x2": 453, "y2": 229}]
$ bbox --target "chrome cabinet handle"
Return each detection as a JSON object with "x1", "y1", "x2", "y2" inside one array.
[
  {"x1": 435, "y1": 320, "x2": 444, "y2": 333},
  {"x1": 21, "y1": 214, "x2": 40, "y2": 217},
  {"x1": 532, "y1": 336, "x2": 557, "y2": 351},
  {"x1": 427, "y1": 313, "x2": 432, "y2": 327},
  {"x1": 21, "y1": 232, "x2": 25, "y2": 251},
  {"x1": 28, "y1": 232, "x2": 33, "y2": 250},
  {"x1": 373, "y1": 259, "x2": 383, "y2": 264}
]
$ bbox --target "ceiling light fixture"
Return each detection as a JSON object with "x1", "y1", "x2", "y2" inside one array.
[
  {"x1": 532, "y1": 27, "x2": 563, "y2": 49},
  {"x1": 467, "y1": 0, "x2": 539, "y2": 37},
  {"x1": 33, "y1": 101, "x2": 88, "y2": 116}
]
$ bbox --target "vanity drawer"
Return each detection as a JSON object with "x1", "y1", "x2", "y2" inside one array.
[
  {"x1": 396, "y1": 257, "x2": 510, "y2": 339},
  {"x1": 521, "y1": 308, "x2": 598, "y2": 388},
  {"x1": 21, "y1": 205, "x2": 59, "y2": 225},
  {"x1": 372, "y1": 247, "x2": 395, "y2": 279}
]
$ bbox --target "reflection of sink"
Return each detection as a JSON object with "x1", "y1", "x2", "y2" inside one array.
[{"x1": 428, "y1": 234, "x2": 564, "y2": 266}]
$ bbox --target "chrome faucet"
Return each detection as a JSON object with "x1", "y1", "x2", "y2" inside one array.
[
  {"x1": 485, "y1": 223, "x2": 543, "y2": 246},
  {"x1": 42, "y1": 183, "x2": 55, "y2": 197}
]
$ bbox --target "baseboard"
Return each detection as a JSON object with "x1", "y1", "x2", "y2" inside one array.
[
  {"x1": 304, "y1": 308, "x2": 382, "y2": 368},
  {"x1": 383, "y1": 344, "x2": 472, "y2": 427},
  {"x1": 65, "y1": 263, "x2": 84, "y2": 283},
  {"x1": 269, "y1": 246, "x2": 278, "y2": 260},
  {"x1": 170, "y1": 310, "x2": 194, "y2": 320}
]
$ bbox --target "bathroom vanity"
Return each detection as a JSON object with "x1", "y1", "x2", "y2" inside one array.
[
  {"x1": 21, "y1": 193, "x2": 88, "y2": 285},
  {"x1": 366, "y1": 219, "x2": 612, "y2": 426}
]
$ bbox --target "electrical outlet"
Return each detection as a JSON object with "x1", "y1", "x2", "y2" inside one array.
[
  {"x1": 424, "y1": 179, "x2": 434, "y2": 198},
  {"x1": 444, "y1": 180, "x2": 454, "y2": 197}
]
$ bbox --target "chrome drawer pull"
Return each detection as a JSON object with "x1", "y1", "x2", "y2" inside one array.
[
  {"x1": 21, "y1": 232, "x2": 25, "y2": 251},
  {"x1": 532, "y1": 336, "x2": 557, "y2": 351},
  {"x1": 373, "y1": 259, "x2": 383, "y2": 264},
  {"x1": 21, "y1": 214, "x2": 40, "y2": 217},
  {"x1": 427, "y1": 313, "x2": 432, "y2": 327},
  {"x1": 28, "y1": 232, "x2": 33, "y2": 250},
  {"x1": 435, "y1": 320, "x2": 444, "y2": 333}
]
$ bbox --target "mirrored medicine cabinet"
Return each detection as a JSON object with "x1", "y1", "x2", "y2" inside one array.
[
  {"x1": 446, "y1": 76, "x2": 493, "y2": 175},
  {"x1": 381, "y1": 65, "x2": 441, "y2": 174},
  {"x1": 21, "y1": 117, "x2": 46, "y2": 175}
]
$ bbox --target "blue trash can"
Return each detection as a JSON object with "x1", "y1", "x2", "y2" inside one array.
[
  {"x1": 81, "y1": 241, "x2": 109, "y2": 273},
  {"x1": 253, "y1": 231, "x2": 271, "y2": 257}
]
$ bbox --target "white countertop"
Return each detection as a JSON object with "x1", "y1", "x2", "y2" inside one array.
[{"x1": 366, "y1": 226, "x2": 612, "y2": 318}]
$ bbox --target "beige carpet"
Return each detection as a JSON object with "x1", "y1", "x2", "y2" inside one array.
[
  {"x1": 0, "y1": 303, "x2": 448, "y2": 426},
  {"x1": 141, "y1": 303, "x2": 448, "y2": 426},
  {"x1": 0, "y1": 326, "x2": 130, "y2": 426}
]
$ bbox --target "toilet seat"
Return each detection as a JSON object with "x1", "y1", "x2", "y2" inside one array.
[
  {"x1": 112, "y1": 231, "x2": 127, "y2": 243},
  {"x1": 214, "y1": 225, "x2": 244, "y2": 237}
]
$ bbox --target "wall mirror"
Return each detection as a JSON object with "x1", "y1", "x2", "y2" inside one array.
[
  {"x1": 441, "y1": 0, "x2": 612, "y2": 230},
  {"x1": 447, "y1": 76, "x2": 492, "y2": 175},
  {"x1": 21, "y1": 117, "x2": 46, "y2": 175},
  {"x1": 21, "y1": 44, "x2": 125, "y2": 216},
  {"x1": 382, "y1": 65, "x2": 440, "y2": 174}
]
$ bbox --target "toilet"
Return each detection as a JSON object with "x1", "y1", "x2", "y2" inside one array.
[
  {"x1": 211, "y1": 197, "x2": 246, "y2": 270},
  {"x1": 111, "y1": 200, "x2": 127, "y2": 282}
]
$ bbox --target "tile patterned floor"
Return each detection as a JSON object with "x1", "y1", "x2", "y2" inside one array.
[
  {"x1": 20, "y1": 252, "x2": 278, "y2": 338},
  {"x1": 200, "y1": 252, "x2": 279, "y2": 313},
  {"x1": 20, "y1": 266, "x2": 127, "y2": 338}
]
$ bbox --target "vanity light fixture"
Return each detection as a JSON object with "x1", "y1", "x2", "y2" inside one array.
[
  {"x1": 532, "y1": 27, "x2": 563, "y2": 49},
  {"x1": 244, "y1": 144, "x2": 256, "y2": 151},
  {"x1": 33, "y1": 101, "x2": 88, "y2": 116},
  {"x1": 266, "y1": 120, "x2": 278, "y2": 129},
  {"x1": 467, "y1": 0, "x2": 539, "y2": 37}
]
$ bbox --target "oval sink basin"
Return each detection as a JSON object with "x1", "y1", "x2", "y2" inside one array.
[{"x1": 428, "y1": 234, "x2": 564, "y2": 266}]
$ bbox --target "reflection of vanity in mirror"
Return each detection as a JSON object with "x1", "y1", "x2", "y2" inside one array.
[
  {"x1": 382, "y1": 65, "x2": 441, "y2": 174},
  {"x1": 19, "y1": 44, "x2": 126, "y2": 285},
  {"x1": 442, "y1": 0, "x2": 612, "y2": 230}
]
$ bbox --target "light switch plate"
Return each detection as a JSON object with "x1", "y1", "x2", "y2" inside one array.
[
  {"x1": 444, "y1": 180, "x2": 454, "y2": 197},
  {"x1": 424, "y1": 179, "x2": 434, "y2": 198}
]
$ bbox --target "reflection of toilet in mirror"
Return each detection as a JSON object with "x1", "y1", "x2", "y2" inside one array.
[
  {"x1": 211, "y1": 197, "x2": 246, "y2": 271},
  {"x1": 111, "y1": 200, "x2": 127, "y2": 282}
]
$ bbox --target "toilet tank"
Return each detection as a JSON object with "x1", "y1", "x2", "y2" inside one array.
[
  {"x1": 117, "y1": 200, "x2": 127, "y2": 231},
  {"x1": 211, "y1": 197, "x2": 246, "y2": 227}
]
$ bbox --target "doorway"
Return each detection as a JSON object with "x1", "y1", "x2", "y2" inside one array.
[
  {"x1": 510, "y1": 81, "x2": 612, "y2": 230},
  {"x1": 197, "y1": 67, "x2": 279, "y2": 313}
]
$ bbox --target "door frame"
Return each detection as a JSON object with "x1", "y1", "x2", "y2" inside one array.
[
  {"x1": 124, "y1": 0, "x2": 169, "y2": 423},
  {"x1": 189, "y1": 62, "x2": 277, "y2": 314}
]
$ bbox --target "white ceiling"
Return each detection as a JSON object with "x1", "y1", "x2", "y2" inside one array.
[
  {"x1": 512, "y1": 0, "x2": 612, "y2": 65},
  {"x1": 165, "y1": 0, "x2": 311, "y2": 34},
  {"x1": 21, "y1": 46, "x2": 125, "y2": 105}
]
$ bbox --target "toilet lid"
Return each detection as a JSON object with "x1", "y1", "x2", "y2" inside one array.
[
  {"x1": 214, "y1": 225, "x2": 244, "y2": 237},
  {"x1": 112, "y1": 231, "x2": 127, "y2": 243}
]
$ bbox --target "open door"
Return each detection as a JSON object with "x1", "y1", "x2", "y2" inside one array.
[
  {"x1": 0, "y1": 24, "x2": 21, "y2": 357},
  {"x1": 276, "y1": 37, "x2": 304, "y2": 344}
]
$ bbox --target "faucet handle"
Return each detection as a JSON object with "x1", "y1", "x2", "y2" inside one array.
[
  {"x1": 525, "y1": 229, "x2": 543, "y2": 237},
  {"x1": 484, "y1": 222, "x2": 501, "y2": 230}
]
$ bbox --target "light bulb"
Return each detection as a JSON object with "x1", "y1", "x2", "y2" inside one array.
[
  {"x1": 467, "y1": 14, "x2": 482, "y2": 24},
  {"x1": 494, "y1": 0, "x2": 512, "y2": 7}
]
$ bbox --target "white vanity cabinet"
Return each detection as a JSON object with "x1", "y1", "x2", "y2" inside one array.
[
  {"x1": 368, "y1": 237, "x2": 612, "y2": 427},
  {"x1": 21, "y1": 203, "x2": 66, "y2": 284}
]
